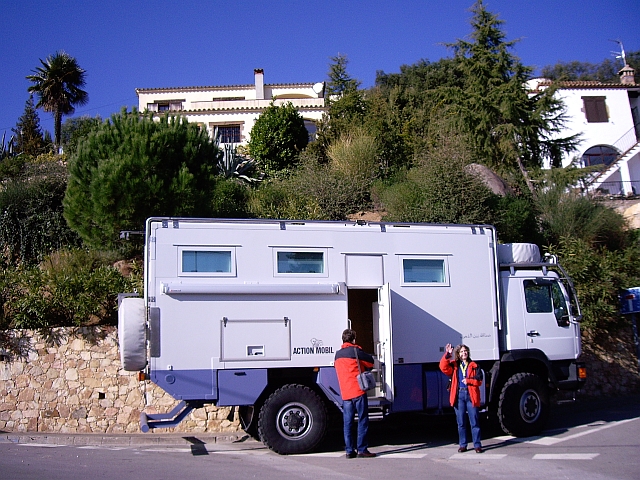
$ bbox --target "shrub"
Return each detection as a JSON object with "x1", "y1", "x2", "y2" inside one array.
[
  {"x1": 492, "y1": 194, "x2": 541, "y2": 244},
  {"x1": 2, "y1": 249, "x2": 137, "y2": 329},
  {"x1": 248, "y1": 180, "x2": 324, "y2": 220},
  {"x1": 247, "y1": 101, "x2": 308, "y2": 176},
  {"x1": 210, "y1": 178, "x2": 250, "y2": 218},
  {"x1": 379, "y1": 155, "x2": 497, "y2": 224},
  {"x1": 547, "y1": 237, "x2": 640, "y2": 330},
  {"x1": 0, "y1": 165, "x2": 81, "y2": 266}
]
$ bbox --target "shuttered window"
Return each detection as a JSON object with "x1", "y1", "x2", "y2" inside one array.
[{"x1": 582, "y1": 96, "x2": 608, "y2": 123}]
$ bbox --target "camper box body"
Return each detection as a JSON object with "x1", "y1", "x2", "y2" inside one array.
[{"x1": 118, "y1": 218, "x2": 584, "y2": 454}]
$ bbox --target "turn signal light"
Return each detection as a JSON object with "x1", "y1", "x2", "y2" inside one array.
[{"x1": 578, "y1": 366, "x2": 587, "y2": 379}]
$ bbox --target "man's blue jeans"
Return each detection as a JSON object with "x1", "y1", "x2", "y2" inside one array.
[
  {"x1": 455, "y1": 388, "x2": 481, "y2": 448},
  {"x1": 343, "y1": 394, "x2": 369, "y2": 454}
]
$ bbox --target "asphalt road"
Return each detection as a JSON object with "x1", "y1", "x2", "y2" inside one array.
[{"x1": 1, "y1": 395, "x2": 638, "y2": 480}]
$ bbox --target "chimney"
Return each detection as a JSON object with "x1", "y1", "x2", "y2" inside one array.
[
  {"x1": 254, "y1": 69, "x2": 264, "y2": 100},
  {"x1": 619, "y1": 64, "x2": 636, "y2": 85}
]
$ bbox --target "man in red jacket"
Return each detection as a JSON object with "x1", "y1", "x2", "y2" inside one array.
[{"x1": 334, "y1": 329, "x2": 376, "y2": 458}]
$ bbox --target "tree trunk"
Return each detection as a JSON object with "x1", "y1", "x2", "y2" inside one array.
[
  {"x1": 517, "y1": 157, "x2": 537, "y2": 199},
  {"x1": 54, "y1": 109, "x2": 63, "y2": 152}
]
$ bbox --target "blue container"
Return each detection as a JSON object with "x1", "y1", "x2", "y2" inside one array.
[{"x1": 620, "y1": 287, "x2": 640, "y2": 314}]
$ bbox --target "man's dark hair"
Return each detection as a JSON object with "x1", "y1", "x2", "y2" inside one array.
[{"x1": 342, "y1": 329, "x2": 356, "y2": 343}]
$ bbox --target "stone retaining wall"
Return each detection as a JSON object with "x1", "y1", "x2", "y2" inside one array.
[
  {"x1": 0, "y1": 327, "x2": 241, "y2": 434},
  {"x1": 1, "y1": 325, "x2": 638, "y2": 434}
]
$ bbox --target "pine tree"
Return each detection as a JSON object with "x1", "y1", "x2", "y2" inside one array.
[
  {"x1": 326, "y1": 53, "x2": 360, "y2": 98},
  {"x1": 444, "y1": 0, "x2": 579, "y2": 176},
  {"x1": 12, "y1": 95, "x2": 45, "y2": 156},
  {"x1": 64, "y1": 108, "x2": 221, "y2": 249}
]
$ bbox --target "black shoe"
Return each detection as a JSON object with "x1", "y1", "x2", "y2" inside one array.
[
  {"x1": 346, "y1": 451, "x2": 357, "y2": 459},
  {"x1": 357, "y1": 450, "x2": 376, "y2": 458},
  {"x1": 475, "y1": 447, "x2": 483, "y2": 453},
  {"x1": 457, "y1": 446, "x2": 468, "y2": 453}
]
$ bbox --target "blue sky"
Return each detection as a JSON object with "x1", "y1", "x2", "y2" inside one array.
[{"x1": 2, "y1": 0, "x2": 639, "y2": 138}]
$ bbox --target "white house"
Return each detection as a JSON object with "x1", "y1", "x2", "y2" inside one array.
[
  {"x1": 530, "y1": 64, "x2": 640, "y2": 196},
  {"x1": 136, "y1": 69, "x2": 327, "y2": 145}
]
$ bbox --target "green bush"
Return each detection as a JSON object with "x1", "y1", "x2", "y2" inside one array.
[
  {"x1": 1, "y1": 249, "x2": 138, "y2": 329},
  {"x1": 210, "y1": 178, "x2": 250, "y2": 218},
  {"x1": 379, "y1": 155, "x2": 497, "y2": 224},
  {"x1": 248, "y1": 180, "x2": 324, "y2": 220},
  {"x1": 492, "y1": 194, "x2": 541, "y2": 244},
  {"x1": 547, "y1": 236, "x2": 640, "y2": 330},
  {"x1": 0, "y1": 165, "x2": 81, "y2": 266},
  {"x1": 538, "y1": 191, "x2": 628, "y2": 250},
  {"x1": 247, "y1": 101, "x2": 308, "y2": 176}
]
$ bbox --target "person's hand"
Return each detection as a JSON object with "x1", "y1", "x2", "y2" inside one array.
[
  {"x1": 462, "y1": 378, "x2": 467, "y2": 384},
  {"x1": 445, "y1": 343, "x2": 453, "y2": 355}
]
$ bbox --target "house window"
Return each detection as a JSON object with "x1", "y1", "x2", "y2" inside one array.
[
  {"x1": 304, "y1": 120, "x2": 318, "y2": 142},
  {"x1": 274, "y1": 250, "x2": 326, "y2": 276},
  {"x1": 582, "y1": 96, "x2": 608, "y2": 123},
  {"x1": 582, "y1": 145, "x2": 618, "y2": 167},
  {"x1": 217, "y1": 125, "x2": 242, "y2": 143},
  {"x1": 400, "y1": 257, "x2": 449, "y2": 286},
  {"x1": 147, "y1": 101, "x2": 183, "y2": 112},
  {"x1": 179, "y1": 247, "x2": 236, "y2": 276}
]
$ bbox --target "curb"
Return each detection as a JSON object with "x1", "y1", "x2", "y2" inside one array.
[{"x1": 0, "y1": 432, "x2": 252, "y2": 447}]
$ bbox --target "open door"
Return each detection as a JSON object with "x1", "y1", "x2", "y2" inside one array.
[{"x1": 373, "y1": 283, "x2": 394, "y2": 402}]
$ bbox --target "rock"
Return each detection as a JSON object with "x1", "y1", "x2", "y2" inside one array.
[{"x1": 464, "y1": 163, "x2": 513, "y2": 196}]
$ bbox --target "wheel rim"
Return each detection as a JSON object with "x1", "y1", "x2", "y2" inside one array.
[
  {"x1": 275, "y1": 402, "x2": 313, "y2": 440},
  {"x1": 519, "y1": 388, "x2": 541, "y2": 423}
]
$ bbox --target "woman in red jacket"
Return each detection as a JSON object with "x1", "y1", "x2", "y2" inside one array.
[{"x1": 439, "y1": 343, "x2": 483, "y2": 453}]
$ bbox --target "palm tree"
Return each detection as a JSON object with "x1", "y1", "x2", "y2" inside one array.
[{"x1": 26, "y1": 51, "x2": 88, "y2": 150}]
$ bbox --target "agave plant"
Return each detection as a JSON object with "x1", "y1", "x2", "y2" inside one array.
[
  {"x1": 1, "y1": 131, "x2": 16, "y2": 160},
  {"x1": 213, "y1": 128, "x2": 263, "y2": 184}
]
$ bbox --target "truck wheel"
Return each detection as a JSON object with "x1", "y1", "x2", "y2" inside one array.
[
  {"x1": 498, "y1": 372, "x2": 549, "y2": 437},
  {"x1": 258, "y1": 384, "x2": 327, "y2": 454}
]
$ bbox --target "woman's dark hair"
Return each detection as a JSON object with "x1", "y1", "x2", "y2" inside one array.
[{"x1": 454, "y1": 344, "x2": 472, "y2": 363}]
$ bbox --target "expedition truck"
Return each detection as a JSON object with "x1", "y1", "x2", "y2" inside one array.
[{"x1": 118, "y1": 217, "x2": 586, "y2": 454}]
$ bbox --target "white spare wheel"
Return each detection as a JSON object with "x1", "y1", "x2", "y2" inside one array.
[{"x1": 118, "y1": 297, "x2": 147, "y2": 371}]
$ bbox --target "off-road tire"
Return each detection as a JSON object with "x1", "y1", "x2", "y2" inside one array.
[
  {"x1": 498, "y1": 372, "x2": 549, "y2": 437},
  {"x1": 258, "y1": 384, "x2": 327, "y2": 454}
]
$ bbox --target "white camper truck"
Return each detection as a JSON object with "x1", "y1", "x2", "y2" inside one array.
[{"x1": 118, "y1": 217, "x2": 586, "y2": 454}]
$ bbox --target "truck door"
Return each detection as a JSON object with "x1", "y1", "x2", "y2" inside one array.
[
  {"x1": 374, "y1": 283, "x2": 394, "y2": 402},
  {"x1": 522, "y1": 279, "x2": 578, "y2": 360}
]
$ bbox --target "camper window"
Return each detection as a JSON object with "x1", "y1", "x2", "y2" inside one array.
[
  {"x1": 400, "y1": 257, "x2": 448, "y2": 286},
  {"x1": 179, "y1": 247, "x2": 236, "y2": 276},
  {"x1": 274, "y1": 250, "x2": 326, "y2": 276}
]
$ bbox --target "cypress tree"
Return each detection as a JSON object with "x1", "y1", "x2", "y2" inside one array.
[{"x1": 12, "y1": 95, "x2": 46, "y2": 156}]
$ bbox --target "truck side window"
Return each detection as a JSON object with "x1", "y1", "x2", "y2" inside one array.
[
  {"x1": 403, "y1": 259, "x2": 445, "y2": 283},
  {"x1": 524, "y1": 280, "x2": 570, "y2": 327},
  {"x1": 277, "y1": 251, "x2": 324, "y2": 274},
  {"x1": 179, "y1": 248, "x2": 235, "y2": 276},
  {"x1": 551, "y1": 282, "x2": 570, "y2": 327},
  {"x1": 523, "y1": 280, "x2": 552, "y2": 313}
]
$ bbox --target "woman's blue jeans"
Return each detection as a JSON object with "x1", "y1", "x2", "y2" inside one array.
[
  {"x1": 455, "y1": 388, "x2": 482, "y2": 448},
  {"x1": 343, "y1": 394, "x2": 369, "y2": 454}
]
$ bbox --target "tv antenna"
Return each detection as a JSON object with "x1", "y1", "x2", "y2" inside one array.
[{"x1": 609, "y1": 39, "x2": 626, "y2": 65}]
